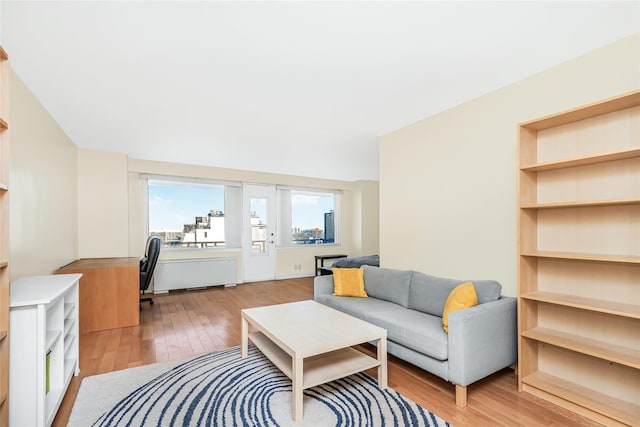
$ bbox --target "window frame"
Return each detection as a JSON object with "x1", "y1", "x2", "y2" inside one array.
[
  {"x1": 143, "y1": 175, "x2": 242, "y2": 252},
  {"x1": 276, "y1": 186, "x2": 341, "y2": 247}
]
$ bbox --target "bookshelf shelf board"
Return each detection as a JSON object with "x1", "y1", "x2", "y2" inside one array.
[
  {"x1": 522, "y1": 327, "x2": 640, "y2": 369},
  {"x1": 0, "y1": 261, "x2": 7, "y2": 269},
  {"x1": 0, "y1": 392, "x2": 5, "y2": 407},
  {"x1": 520, "y1": 91, "x2": 640, "y2": 131},
  {"x1": 64, "y1": 317, "x2": 75, "y2": 336},
  {"x1": 520, "y1": 147, "x2": 640, "y2": 172},
  {"x1": 521, "y1": 291, "x2": 640, "y2": 319},
  {"x1": 520, "y1": 251, "x2": 640, "y2": 264},
  {"x1": 520, "y1": 198, "x2": 640, "y2": 209},
  {"x1": 64, "y1": 303, "x2": 74, "y2": 319},
  {"x1": 45, "y1": 330, "x2": 62, "y2": 352},
  {"x1": 64, "y1": 334, "x2": 74, "y2": 354},
  {"x1": 521, "y1": 371, "x2": 640, "y2": 426},
  {"x1": 0, "y1": 117, "x2": 7, "y2": 131},
  {"x1": 0, "y1": 330, "x2": 6, "y2": 342},
  {"x1": 64, "y1": 359, "x2": 76, "y2": 381}
]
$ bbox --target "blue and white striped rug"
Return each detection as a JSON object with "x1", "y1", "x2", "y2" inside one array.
[{"x1": 69, "y1": 346, "x2": 451, "y2": 426}]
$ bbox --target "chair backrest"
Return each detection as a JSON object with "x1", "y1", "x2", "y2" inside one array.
[{"x1": 140, "y1": 236, "x2": 162, "y2": 291}]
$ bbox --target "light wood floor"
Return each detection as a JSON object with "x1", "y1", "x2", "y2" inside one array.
[{"x1": 53, "y1": 278, "x2": 603, "y2": 426}]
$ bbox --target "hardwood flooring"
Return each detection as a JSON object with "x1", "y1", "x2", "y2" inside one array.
[{"x1": 53, "y1": 278, "x2": 603, "y2": 426}]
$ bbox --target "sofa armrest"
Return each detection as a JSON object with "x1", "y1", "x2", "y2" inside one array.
[
  {"x1": 447, "y1": 296, "x2": 517, "y2": 387},
  {"x1": 314, "y1": 275, "x2": 335, "y2": 299}
]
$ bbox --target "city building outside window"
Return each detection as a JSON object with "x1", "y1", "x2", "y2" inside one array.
[
  {"x1": 278, "y1": 188, "x2": 339, "y2": 245},
  {"x1": 146, "y1": 179, "x2": 338, "y2": 249},
  {"x1": 147, "y1": 179, "x2": 227, "y2": 248}
]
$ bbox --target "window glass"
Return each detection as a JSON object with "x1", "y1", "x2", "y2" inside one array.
[
  {"x1": 290, "y1": 191, "x2": 336, "y2": 244},
  {"x1": 250, "y1": 197, "x2": 268, "y2": 253},
  {"x1": 148, "y1": 180, "x2": 226, "y2": 248}
]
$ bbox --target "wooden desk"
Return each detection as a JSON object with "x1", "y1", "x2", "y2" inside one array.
[{"x1": 56, "y1": 258, "x2": 139, "y2": 333}]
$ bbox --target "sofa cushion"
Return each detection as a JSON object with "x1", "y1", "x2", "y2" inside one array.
[
  {"x1": 442, "y1": 281, "x2": 478, "y2": 333},
  {"x1": 363, "y1": 308, "x2": 448, "y2": 361},
  {"x1": 362, "y1": 265, "x2": 412, "y2": 307},
  {"x1": 470, "y1": 280, "x2": 502, "y2": 304},
  {"x1": 332, "y1": 255, "x2": 379, "y2": 268},
  {"x1": 332, "y1": 268, "x2": 368, "y2": 298},
  {"x1": 315, "y1": 294, "x2": 404, "y2": 321},
  {"x1": 409, "y1": 271, "x2": 501, "y2": 316}
]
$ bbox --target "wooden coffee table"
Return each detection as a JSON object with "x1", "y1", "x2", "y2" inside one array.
[{"x1": 241, "y1": 300, "x2": 387, "y2": 422}]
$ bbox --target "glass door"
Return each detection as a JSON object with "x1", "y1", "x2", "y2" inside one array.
[{"x1": 242, "y1": 184, "x2": 276, "y2": 282}]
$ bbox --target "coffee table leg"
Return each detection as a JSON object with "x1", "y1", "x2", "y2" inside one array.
[
  {"x1": 378, "y1": 336, "x2": 388, "y2": 389},
  {"x1": 292, "y1": 356, "x2": 303, "y2": 421},
  {"x1": 241, "y1": 315, "x2": 248, "y2": 358}
]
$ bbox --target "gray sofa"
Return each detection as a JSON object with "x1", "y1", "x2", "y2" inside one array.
[{"x1": 314, "y1": 265, "x2": 517, "y2": 407}]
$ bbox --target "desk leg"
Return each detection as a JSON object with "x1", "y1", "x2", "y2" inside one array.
[
  {"x1": 292, "y1": 356, "x2": 304, "y2": 421},
  {"x1": 377, "y1": 336, "x2": 388, "y2": 389},
  {"x1": 241, "y1": 316, "x2": 248, "y2": 358}
]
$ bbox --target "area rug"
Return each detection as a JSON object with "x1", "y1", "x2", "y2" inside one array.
[{"x1": 69, "y1": 346, "x2": 451, "y2": 426}]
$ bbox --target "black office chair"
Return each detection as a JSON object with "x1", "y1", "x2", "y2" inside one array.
[{"x1": 140, "y1": 236, "x2": 161, "y2": 308}]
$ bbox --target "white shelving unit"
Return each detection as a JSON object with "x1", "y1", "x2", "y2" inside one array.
[{"x1": 9, "y1": 274, "x2": 82, "y2": 427}]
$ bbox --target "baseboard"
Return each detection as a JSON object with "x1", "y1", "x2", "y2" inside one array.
[
  {"x1": 154, "y1": 283, "x2": 236, "y2": 294},
  {"x1": 276, "y1": 272, "x2": 315, "y2": 280}
]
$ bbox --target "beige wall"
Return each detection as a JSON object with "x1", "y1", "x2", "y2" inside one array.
[
  {"x1": 74, "y1": 156, "x2": 378, "y2": 280},
  {"x1": 78, "y1": 149, "x2": 129, "y2": 257},
  {"x1": 379, "y1": 34, "x2": 640, "y2": 297},
  {"x1": 350, "y1": 180, "x2": 379, "y2": 256},
  {"x1": 9, "y1": 70, "x2": 78, "y2": 279}
]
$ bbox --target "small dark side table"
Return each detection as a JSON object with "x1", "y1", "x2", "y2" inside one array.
[{"x1": 314, "y1": 254, "x2": 348, "y2": 276}]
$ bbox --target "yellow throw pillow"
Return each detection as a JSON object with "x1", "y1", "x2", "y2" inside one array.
[
  {"x1": 442, "y1": 281, "x2": 478, "y2": 333},
  {"x1": 333, "y1": 268, "x2": 368, "y2": 298}
]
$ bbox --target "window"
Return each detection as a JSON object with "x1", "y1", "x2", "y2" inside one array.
[
  {"x1": 147, "y1": 178, "x2": 241, "y2": 249},
  {"x1": 278, "y1": 188, "x2": 339, "y2": 245},
  {"x1": 146, "y1": 178, "x2": 335, "y2": 249}
]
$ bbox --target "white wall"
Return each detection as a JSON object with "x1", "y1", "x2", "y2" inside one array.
[
  {"x1": 379, "y1": 34, "x2": 640, "y2": 297},
  {"x1": 9, "y1": 70, "x2": 78, "y2": 279}
]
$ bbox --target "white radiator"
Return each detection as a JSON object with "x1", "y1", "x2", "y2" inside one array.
[{"x1": 153, "y1": 257, "x2": 237, "y2": 293}]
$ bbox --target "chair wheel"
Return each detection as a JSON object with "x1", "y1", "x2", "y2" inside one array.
[{"x1": 150, "y1": 300, "x2": 154, "y2": 305}]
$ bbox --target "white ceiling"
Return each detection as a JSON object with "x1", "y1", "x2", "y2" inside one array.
[{"x1": 1, "y1": 1, "x2": 638, "y2": 181}]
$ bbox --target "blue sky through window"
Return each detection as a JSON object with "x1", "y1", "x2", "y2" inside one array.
[
  {"x1": 291, "y1": 192, "x2": 334, "y2": 231},
  {"x1": 149, "y1": 183, "x2": 224, "y2": 231},
  {"x1": 149, "y1": 183, "x2": 334, "y2": 232}
]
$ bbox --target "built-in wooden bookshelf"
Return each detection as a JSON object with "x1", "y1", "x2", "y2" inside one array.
[
  {"x1": 517, "y1": 90, "x2": 640, "y2": 427},
  {"x1": 0, "y1": 43, "x2": 10, "y2": 427}
]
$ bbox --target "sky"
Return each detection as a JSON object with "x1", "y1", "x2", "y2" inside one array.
[
  {"x1": 148, "y1": 183, "x2": 224, "y2": 231},
  {"x1": 148, "y1": 182, "x2": 334, "y2": 232},
  {"x1": 291, "y1": 192, "x2": 334, "y2": 231}
]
